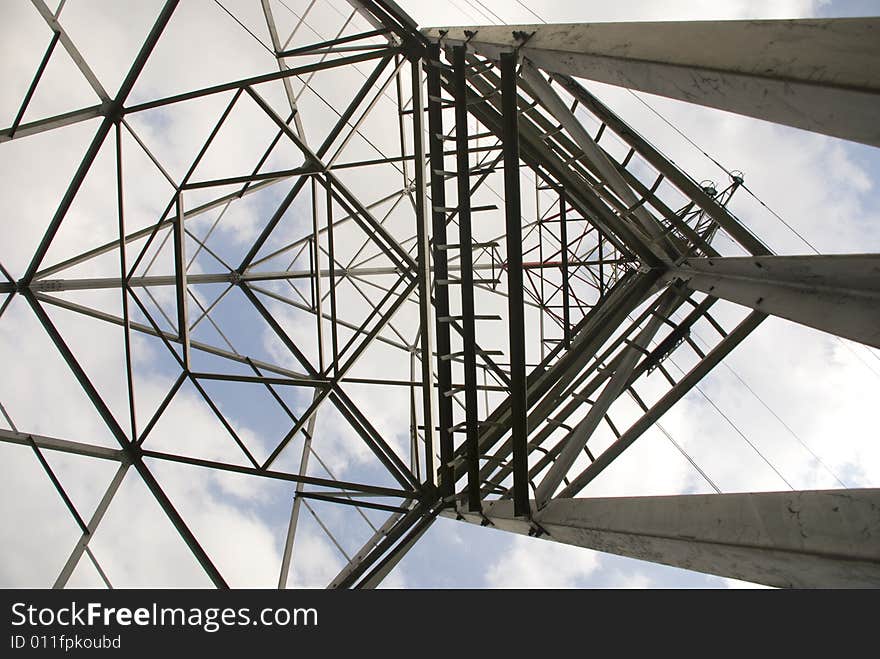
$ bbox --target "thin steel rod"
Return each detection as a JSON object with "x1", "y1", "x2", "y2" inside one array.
[
  {"x1": 54, "y1": 463, "x2": 129, "y2": 589},
  {"x1": 9, "y1": 30, "x2": 61, "y2": 138},
  {"x1": 557, "y1": 310, "x2": 767, "y2": 498}
]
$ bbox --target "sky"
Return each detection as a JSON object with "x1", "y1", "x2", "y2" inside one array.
[{"x1": 0, "y1": 0, "x2": 878, "y2": 590}]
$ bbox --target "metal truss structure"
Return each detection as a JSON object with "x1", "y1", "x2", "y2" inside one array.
[{"x1": 1, "y1": 0, "x2": 878, "y2": 588}]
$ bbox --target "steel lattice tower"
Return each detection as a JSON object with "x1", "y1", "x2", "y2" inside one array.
[{"x1": 1, "y1": 0, "x2": 878, "y2": 588}]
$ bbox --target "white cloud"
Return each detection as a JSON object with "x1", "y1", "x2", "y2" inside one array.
[{"x1": 485, "y1": 534, "x2": 601, "y2": 588}]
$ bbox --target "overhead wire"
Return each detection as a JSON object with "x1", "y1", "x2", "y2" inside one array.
[
  {"x1": 471, "y1": 0, "x2": 508, "y2": 25},
  {"x1": 581, "y1": 13, "x2": 880, "y2": 486},
  {"x1": 624, "y1": 89, "x2": 822, "y2": 255},
  {"x1": 460, "y1": 0, "x2": 496, "y2": 24},
  {"x1": 624, "y1": 84, "x2": 880, "y2": 382},
  {"x1": 653, "y1": 417, "x2": 722, "y2": 494},
  {"x1": 514, "y1": 0, "x2": 548, "y2": 24},
  {"x1": 213, "y1": 0, "x2": 277, "y2": 56},
  {"x1": 682, "y1": 314, "x2": 849, "y2": 488},
  {"x1": 664, "y1": 349, "x2": 796, "y2": 490}
]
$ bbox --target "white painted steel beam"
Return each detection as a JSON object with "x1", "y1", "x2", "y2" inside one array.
[
  {"x1": 520, "y1": 61, "x2": 670, "y2": 256},
  {"x1": 670, "y1": 254, "x2": 880, "y2": 348},
  {"x1": 423, "y1": 18, "x2": 880, "y2": 146},
  {"x1": 447, "y1": 489, "x2": 880, "y2": 588}
]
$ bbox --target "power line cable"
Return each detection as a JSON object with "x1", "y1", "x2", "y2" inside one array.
[
  {"x1": 514, "y1": 0, "x2": 548, "y2": 24},
  {"x1": 682, "y1": 317, "x2": 850, "y2": 488},
  {"x1": 675, "y1": 360, "x2": 795, "y2": 490},
  {"x1": 655, "y1": 418, "x2": 723, "y2": 494},
  {"x1": 472, "y1": 0, "x2": 507, "y2": 25},
  {"x1": 624, "y1": 89, "x2": 822, "y2": 255},
  {"x1": 213, "y1": 0, "x2": 276, "y2": 56}
]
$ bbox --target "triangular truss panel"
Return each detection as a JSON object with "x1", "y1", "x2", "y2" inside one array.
[{"x1": 1, "y1": 0, "x2": 878, "y2": 589}]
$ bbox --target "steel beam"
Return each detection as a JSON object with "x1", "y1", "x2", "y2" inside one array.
[
  {"x1": 671, "y1": 254, "x2": 880, "y2": 348},
  {"x1": 124, "y1": 49, "x2": 394, "y2": 116},
  {"x1": 20, "y1": 260, "x2": 560, "y2": 293},
  {"x1": 23, "y1": 289, "x2": 229, "y2": 588},
  {"x1": 330, "y1": 503, "x2": 432, "y2": 589},
  {"x1": 552, "y1": 76, "x2": 769, "y2": 256},
  {"x1": 426, "y1": 44, "x2": 455, "y2": 497},
  {"x1": 520, "y1": 61, "x2": 671, "y2": 260},
  {"x1": 425, "y1": 18, "x2": 880, "y2": 146},
  {"x1": 54, "y1": 463, "x2": 129, "y2": 589},
  {"x1": 259, "y1": 0, "x2": 307, "y2": 140},
  {"x1": 558, "y1": 310, "x2": 766, "y2": 498},
  {"x1": 453, "y1": 45, "x2": 481, "y2": 513},
  {"x1": 459, "y1": 271, "x2": 657, "y2": 485},
  {"x1": 0, "y1": 428, "x2": 124, "y2": 462},
  {"x1": 9, "y1": 30, "x2": 61, "y2": 139},
  {"x1": 500, "y1": 52, "x2": 529, "y2": 517},
  {"x1": 327, "y1": 510, "x2": 407, "y2": 588},
  {"x1": 1, "y1": 104, "x2": 107, "y2": 143},
  {"x1": 139, "y1": 447, "x2": 414, "y2": 499},
  {"x1": 533, "y1": 288, "x2": 681, "y2": 507},
  {"x1": 278, "y1": 393, "x2": 320, "y2": 589},
  {"x1": 356, "y1": 512, "x2": 435, "y2": 588},
  {"x1": 30, "y1": 0, "x2": 110, "y2": 102},
  {"x1": 172, "y1": 194, "x2": 190, "y2": 368},
  {"x1": 34, "y1": 291, "x2": 316, "y2": 383},
  {"x1": 447, "y1": 489, "x2": 880, "y2": 588}
]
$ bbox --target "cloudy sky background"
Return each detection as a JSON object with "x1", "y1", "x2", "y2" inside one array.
[{"x1": 1, "y1": 0, "x2": 878, "y2": 589}]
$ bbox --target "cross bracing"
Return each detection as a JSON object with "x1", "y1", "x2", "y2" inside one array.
[{"x1": 0, "y1": 0, "x2": 878, "y2": 588}]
